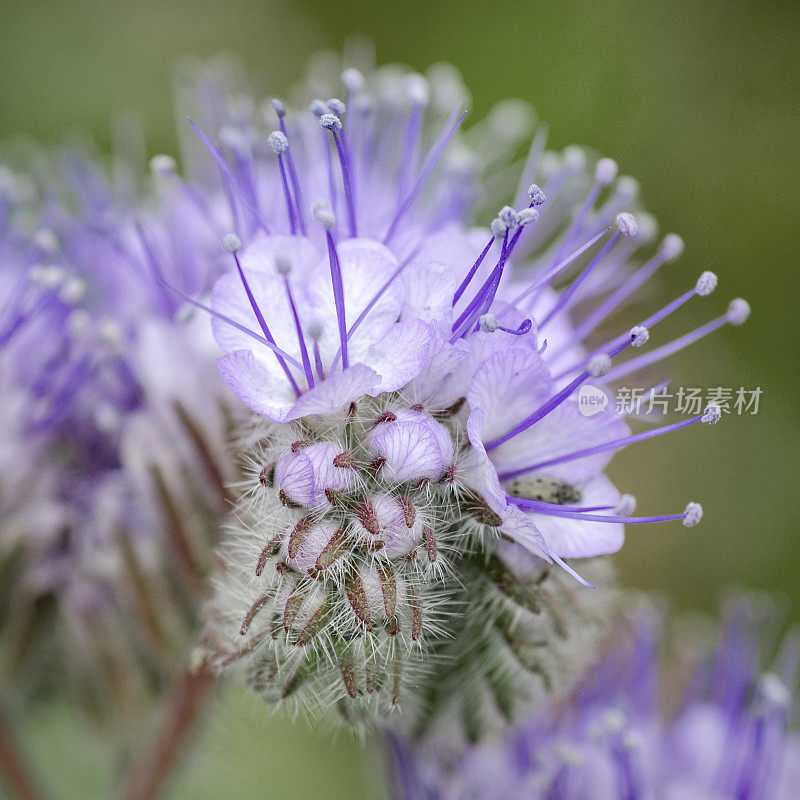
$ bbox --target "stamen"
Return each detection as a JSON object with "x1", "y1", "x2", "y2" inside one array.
[
  {"x1": 268, "y1": 131, "x2": 298, "y2": 235},
  {"x1": 328, "y1": 247, "x2": 420, "y2": 372},
  {"x1": 189, "y1": 119, "x2": 269, "y2": 232},
  {"x1": 320, "y1": 113, "x2": 358, "y2": 238},
  {"x1": 222, "y1": 234, "x2": 302, "y2": 396},
  {"x1": 398, "y1": 75, "x2": 429, "y2": 202},
  {"x1": 314, "y1": 200, "x2": 349, "y2": 369},
  {"x1": 555, "y1": 272, "x2": 719, "y2": 380},
  {"x1": 485, "y1": 333, "x2": 640, "y2": 451},
  {"x1": 556, "y1": 233, "x2": 685, "y2": 351},
  {"x1": 275, "y1": 254, "x2": 315, "y2": 389},
  {"x1": 311, "y1": 100, "x2": 338, "y2": 216},
  {"x1": 602, "y1": 299, "x2": 749, "y2": 384},
  {"x1": 499, "y1": 403, "x2": 721, "y2": 480},
  {"x1": 511, "y1": 495, "x2": 702, "y2": 525},
  {"x1": 452, "y1": 236, "x2": 495, "y2": 306},
  {"x1": 272, "y1": 100, "x2": 307, "y2": 235},
  {"x1": 540, "y1": 213, "x2": 637, "y2": 330},
  {"x1": 384, "y1": 106, "x2": 466, "y2": 245}
]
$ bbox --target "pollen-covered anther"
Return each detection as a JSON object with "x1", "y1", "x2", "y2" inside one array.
[
  {"x1": 341, "y1": 67, "x2": 365, "y2": 93},
  {"x1": 267, "y1": 130, "x2": 289, "y2": 155},
  {"x1": 701, "y1": 402, "x2": 722, "y2": 424},
  {"x1": 517, "y1": 207, "x2": 540, "y2": 226},
  {"x1": 479, "y1": 313, "x2": 499, "y2": 333},
  {"x1": 695, "y1": 271, "x2": 718, "y2": 296},
  {"x1": 616, "y1": 212, "x2": 638, "y2": 238},
  {"x1": 498, "y1": 205, "x2": 520, "y2": 230},
  {"x1": 630, "y1": 325, "x2": 650, "y2": 347},
  {"x1": 727, "y1": 298, "x2": 751, "y2": 325},
  {"x1": 319, "y1": 113, "x2": 343, "y2": 132},
  {"x1": 682, "y1": 502, "x2": 703, "y2": 526},
  {"x1": 588, "y1": 353, "x2": 612, "y2": 378},
  {"x1": 528, "y1": 183, "x2": 546, "y2": 206},
  {"x1": 222, "y1": 232, "x2": 242, "y2": 253}
]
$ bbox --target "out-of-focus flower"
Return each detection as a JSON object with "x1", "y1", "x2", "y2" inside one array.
[{"x1": 389, "y1": 594, "x2": 800, "y2": 800}]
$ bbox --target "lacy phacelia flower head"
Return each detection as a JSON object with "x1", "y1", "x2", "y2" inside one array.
[
  {"x1": 191, "y1": 55, "x2": 748, "y2": 727},
  {"x1": 391, "y1": 595, "x2": 800, "y2": 800}
]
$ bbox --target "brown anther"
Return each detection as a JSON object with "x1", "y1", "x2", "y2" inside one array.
[
  {"x1": 332, "y1": 450, "x2": 356, "y2": 469},
  {"x1": 355, "y1": 501, "x2": 381, "y2": 537},
  {"x1": 424, "y1": 526, "x2": 437, "y2": 563},
  {"x1": 398, "y1": 496, "x2": 416, "y2": 528},
  {"x1": 372, "y1": 410, "x2": 397, "y2": 427},
  {"x1": 290, "y1": 438, "x2": 313, "y2": 452},
  {"x1": 410, "y1": 403, "x2": 424, "y2": 412}
]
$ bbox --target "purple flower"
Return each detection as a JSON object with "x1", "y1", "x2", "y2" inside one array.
[{"x1": 390, "y1": 595, "x2": 800, "y2": 800}]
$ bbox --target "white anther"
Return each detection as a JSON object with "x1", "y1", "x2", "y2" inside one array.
[
  {"x1": 660, "y1": 233, "x2": 685, "y2": 261},
  {"x1": 267, "y1": 130, "x2": 288, "y2": 155},
  {"x1": 517, "y1": 207, "x2": 540, "y2": 226},
  {"x1": 30, "y1": 264, "x2": 66, "y2": 289},
  {"x1": 342, "y1": 68, "x2": 365, "y2": 93},
  {"x1": 588, "y1": 353, "x2": 612, "y2": 377},
  {"x1": 59, "y1": 276, "x2": 87, "y2": 304},
  {"x1": 67, "y1": 308, "x2": 91, "y2": 337},
  {"x1": 327, "y1": 98, "x2": 346, "y2": 116},
  {"x1": 727, "y1": 298, "x2": 750, "y2": 325},
  {"x1": 306, "y1": 318, "x2": 324, "y2": 340},
  {"x1": 595, "y1": 157, "x2": 618, "y2": 185},
  {"x1": 683, "y1": 502, "x2": 704, "y2": 526},
  {"x1": 490, "y1": 218, "x2": 507, "y2": 239},
  {"x1": 222, "y1": 233, "x2": 242, "y2": 253},
  {"x1": 271, "y1": 98, "x2": 286, "y2": 118},
  {"x1": 563, "y1": 145, "x2": 586, "y2": 172},
  {"x1": 616, "y1": 212, "x2": 638, "y2": 238},
  {"x1": 310, "y1": 99, "x2": 328, "y2": 118},
  {"x1": 312, "y1": 200, "x2": 336, "y2": 231},
  {"x1": 274, "y1": 254, "x2": 292, "y2": 276},
  {"x1": 615, "y1": 494, "x2": 637, "y2": 516},
  {"x1": 695, "y1": 271, "x2": 718, "y2": 296},
  {"x1": 701, "y1": 403, "x2": 721, "y2": 424},
  {"x1": 616, "y1": 176, "x2": 639, "y2": 201},
  {"x1": 630, "y1": 325, "x2": 649, "y2": 347},
  {"x1": 634, "y1": 212, "x2": 658, "y2": 243},
  {"x1": 405, "y1": 73, "x2": 430, "y2": 107},
  {"x1": 759, "y1": 673, "x2": 791, "y2": 709},
  {"x1": 32, "y1": 229, "x2": 59, "y2": 253},
  {"x1": 98, "y1": 318, "x2": 124, "y2": 348},
  {"x1": 149, "y1": 154, "x2": 177, "y2": 176},
  {"x1": 498, "y1": 205, "x2": 519, "y2": 230},
  {"x1": 478, "y1": 314, "x2": 499, "y2": 333}
]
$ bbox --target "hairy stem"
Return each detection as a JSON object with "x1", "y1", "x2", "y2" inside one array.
[{"x1": 118, "y1": 666, "x2": 215, "y2": 800}]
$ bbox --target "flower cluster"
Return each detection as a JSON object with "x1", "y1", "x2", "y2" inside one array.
[
  {"x1": 186, "y1": 54, "x2": 748, "y2": 728},
  {"x1": 390, "y1": 595, "x2": 800, "y2": 800}
]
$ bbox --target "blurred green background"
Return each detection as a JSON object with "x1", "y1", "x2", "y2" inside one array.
[{"x1": 4, "y1": 0, "x2": 799, "y2": 797}]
